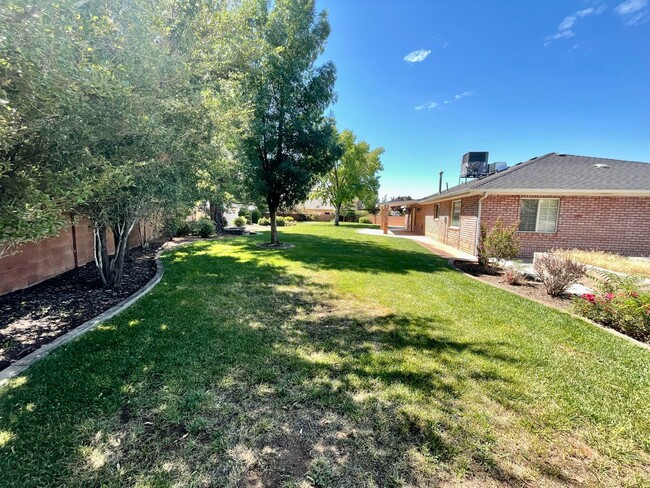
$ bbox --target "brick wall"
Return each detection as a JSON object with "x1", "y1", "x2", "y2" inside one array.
[
  {"x1": 413, "y1": 195, "x2": 480, "y2": 254},
  {"x1": 0, "y1": 217, "x2": 150, "y2": 296},
  {"x1": 481, "y1": 195, "x2": 650, "y2": 257},
  {"x1": 370, "y1": 214, "x2": 408, "y2": 227}
]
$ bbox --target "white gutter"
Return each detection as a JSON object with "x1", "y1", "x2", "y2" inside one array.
[{"x1": 475, "y1": 192, "x2": 489, "y2": 256}]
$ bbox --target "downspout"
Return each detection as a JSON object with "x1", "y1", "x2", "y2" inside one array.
[{"x1": 475, "y1": 193, "x2": 489, "y2": 256}]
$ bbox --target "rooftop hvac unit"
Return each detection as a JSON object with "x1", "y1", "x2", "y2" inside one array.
[
  {"x1": 460, "y1": 152, "x2": 489, "y2": 178},
  {"x1": 488, "y1": 161, "x2": 508, "y2": 174}
]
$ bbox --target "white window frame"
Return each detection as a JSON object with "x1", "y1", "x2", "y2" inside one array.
[
  {"x1": 519, "y1": 198, "x2": 559, "y2": 233},
  {"x1": 450, "y1": 200, "x2": 461, "y2": 228}
]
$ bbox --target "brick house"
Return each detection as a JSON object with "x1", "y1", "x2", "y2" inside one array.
[{"x1": 384, "y1": 153, "x2": 650, "y2": 258}]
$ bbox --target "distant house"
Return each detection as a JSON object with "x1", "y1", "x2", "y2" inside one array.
[
  {"x1": 384, "y1": 153, "x2": 650, "y2": 257},
  {"x1": 294, "y1": 198, "x2": 335, "y2": 221}
]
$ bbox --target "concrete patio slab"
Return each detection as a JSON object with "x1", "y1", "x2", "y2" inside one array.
[{"x1": 357, "y1": 227, "x2": 478, "y2": 262}]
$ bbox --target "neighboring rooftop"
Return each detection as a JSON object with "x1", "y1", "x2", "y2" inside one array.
[{"x1": 406, "y1": 153, "x2": 650, "y2": 205}]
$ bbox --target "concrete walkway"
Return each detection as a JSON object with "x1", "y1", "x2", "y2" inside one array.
[{"x1": 357, "y1": 227, "x2": 478, "y2": 262}]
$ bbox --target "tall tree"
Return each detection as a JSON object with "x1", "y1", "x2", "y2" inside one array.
[
  {"x1": 1, "y1": 0, "x2": 209, "y2": 287},
  {"x1": 237, "y1": 0, "x2": 340, "y2": 245},
  {"x1": 314, "y1": 129, "x2": 384, "y2": 225}
]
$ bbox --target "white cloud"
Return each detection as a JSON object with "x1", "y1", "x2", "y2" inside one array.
[
  {"x1": 454, "y1": 91, "x2": 474, "y2": 100},
  {"x1": 614, "y1": 0, "x2": 649, "y2": 24},
  {"x1": 404, "y1": 49, "x2": 431, "y2": 63},
  {"x1": 417, "y1": 91, "x2": 473, "y2": 110},
  {"x1": 415, "y1": 101, "x2": 438, "y2": 110},
  {"x1": 546, "y1": 5, "x2": 605, "y2": 44}
]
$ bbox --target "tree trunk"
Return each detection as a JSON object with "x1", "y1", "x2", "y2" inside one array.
[
  {"x1": 334, "y1": 204, "x2": 341, "y2": 226},
  {"x1": 269, "y1": 210, "x2": 279, "y2": 245},
  {"x1": 209, "y1": 200, "x2": 226, "y2": 234},
  {"x1": 93, "y1": 219, "x2": 135, "y2": 289}
]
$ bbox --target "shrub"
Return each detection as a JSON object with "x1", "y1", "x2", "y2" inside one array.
[
  {"x1": 477, "y1": 218, "x2": 520, "y2": 271},
  {"x1": 233, "y1": 216, "x2": 247, "y2": 227},
  {"x1": 533, "y1": 252, "x2": 586, "y2": 296},
  {"x1": 175, "y1": 221, "x2": 192, "y2": 237},
  {"x1": 573, "y1": 271, "x2": 650, "y2": 341},
  {"x1": 503, "y1": 265, "x2": 526, "y2": 286},
  {"x1": 303, "y1": 213, "x2": 316, "y2": 221},
  {"x1": 237, "y1": 207, "x2": 251, "y2": 221},
  {"x1": 344, "y1": 208, "x2": 358, "y2": 222},
  {"x1": 195, "y1": 217, "x2": 216, "y2": 238},
  {"x1": 283, "y1": 216, "x2": 294, "y2": 222},
  {"x1": 258, "y1": 217, "x2": 271, "y2": 226},
  {"x1": 359, "y1": 216, "x2": 372, "y2": 224},
  {"x1": 276, "y1": 216, "x2": 286, "y2": 226},
  {"x1": 251, "y1": 208, "x2": 261, "y2": 224}
]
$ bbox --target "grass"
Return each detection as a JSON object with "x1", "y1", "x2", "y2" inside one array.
[
  {"x1": 0, "y1": 222, "x2": 649, "y2": 487},
  {"x1": 566, "y1": 249, "x2": 650, "y2": 278}
]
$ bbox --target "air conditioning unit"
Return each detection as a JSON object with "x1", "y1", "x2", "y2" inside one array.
[{"x1": 460, "y1": 152, "x2": 489, "y2": 178}]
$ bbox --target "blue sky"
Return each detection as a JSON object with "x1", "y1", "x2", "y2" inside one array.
[{"x1": 316, "y1": 0, "x2": 650, "y2": 199}]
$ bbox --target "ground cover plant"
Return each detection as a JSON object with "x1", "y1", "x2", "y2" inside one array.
[{"x1": 0, "y1": 223, "x2": 648, "y2": 486}]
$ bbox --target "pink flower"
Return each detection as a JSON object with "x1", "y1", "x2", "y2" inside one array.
[
  {"x1": 605, "y1": 293, "x2": 615, "y2": 301},
  {"x1": 581, "y1": 293, "x2": 596, "y2": 303}
]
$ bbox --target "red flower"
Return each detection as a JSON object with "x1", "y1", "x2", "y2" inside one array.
[
  {"x1": 581, "y1": 293, "x2": 596, "y2": 303},
  {"x1": 605, "y1": 293, "x2": 615, "y2": 301}
]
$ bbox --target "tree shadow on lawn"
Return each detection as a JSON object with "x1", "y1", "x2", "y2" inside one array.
[
  {"x1": 237, "y1": 230, "x2": 456, "y2": 276},
  {"x1": 0, "y1": 243, "x2": 573, "y2": 487}
]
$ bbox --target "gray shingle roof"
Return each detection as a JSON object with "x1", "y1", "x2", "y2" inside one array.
[{"x1": 417, "y1": 153, "x2": 650, "y2": 203}]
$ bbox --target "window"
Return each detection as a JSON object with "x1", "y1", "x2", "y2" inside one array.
[
  {"x1": 434, "y1": 204, "x2": 440, "y2": 219},
  {"x1": 451, "y1": 200, "x2": 461, "y2": 227},
  {"x1": 518, "y1": 198, "x2": 559, "y2": 233}
]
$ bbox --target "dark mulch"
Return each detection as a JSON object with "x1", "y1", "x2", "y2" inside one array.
[
  {"x1": 0, "y1": 246, "x2": 159, "y2": 371},
  {"x1": 453, "y1": 260, "x2": 574, "y2": 311}
]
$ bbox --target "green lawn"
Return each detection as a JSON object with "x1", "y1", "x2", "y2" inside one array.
[{"x1": 1, "y1": 223, "x2": 649, "y2": 487}]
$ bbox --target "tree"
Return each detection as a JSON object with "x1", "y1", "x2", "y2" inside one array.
[
  {"x1": 1, "y1": 0, "x2": 210, "y2": 287},
  {"x1": 0, "y1": 1, "x2": 97, "y2": 258},
  {"x1": 236, "y1": 0, "x2": 340, "y2": 245},
  {"x1": 314, "y1": 129, "x2": 383, "y2": 225}
]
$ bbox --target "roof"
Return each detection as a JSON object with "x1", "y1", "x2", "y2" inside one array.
[
  {"x1": 414, "y1": 153, "x2": 650, "y2": 204},
  {"x1": 297, "y1": 198, "x2": 334, "y2": 211}
]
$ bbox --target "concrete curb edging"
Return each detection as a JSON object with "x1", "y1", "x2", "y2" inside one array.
[
  {"x1": 0, "y1": 251, "x2": 166, "y2": 387},
  {"x1": 447, "y1": 259, "x2": 650, "y2": 351}
]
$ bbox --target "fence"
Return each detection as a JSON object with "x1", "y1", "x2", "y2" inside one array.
[{"x1": 0, "y1": 217, "x2": 150, "y2": 296}]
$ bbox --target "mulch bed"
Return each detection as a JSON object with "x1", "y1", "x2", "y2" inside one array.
[
  {"x1": 0, "y1": 246, "x2": 159, "y2": 371},
  {"x1": 453, "y1": 260, "x2": 575, "y2": 311}
]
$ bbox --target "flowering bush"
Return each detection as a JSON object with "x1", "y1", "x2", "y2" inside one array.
[
  {"x1": 573, "y1": 271, "x2": 650, "y2": 342},
  {"x1": 503, "y1": 264, "x2": 526, "y2": 286}
]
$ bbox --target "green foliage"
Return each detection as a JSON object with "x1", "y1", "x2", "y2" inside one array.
[
  {"x1": 283, "y1": 216, "x2": 294, "y2": 222},
  {"x1": 250, "y1": 208, "x2": 261, "y2": 224},
  {"x1": 236, "y1": 0, "x2": 340, "y2": 244},
  {"x1": 276, "y1": 217, "x2": 287, "y2": 227},
  {"x1": 477, "y1": 219, "x2": 521, "y2": 270},
  {"x1": 233, "y1": 216, "x2": 247, "y2": 227},
  {"x1": 533, "y1": 252, "x2": 586, "y2": 296},
  {"x1": 195, "y1": 217, "x2": 216, "y2": 238},
  {"x1": 313, "y1": 129, "x2": 384, "y2": 225},
  {"x1": 574, "y1": 271, "x2": 650, "y2": 341},
  {"x1": 258, "y1": 217, "x2": 271, "y2": 226},
  {"x1": 359, "y1": 216, "x2": 373, "y2": 224}
]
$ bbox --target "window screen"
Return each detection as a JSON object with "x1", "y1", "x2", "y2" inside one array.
[
  {"x1": 519, "y1": 199, "x2": 538, "y2": 232},
  {"x1": 451, "y1": 200, "x2": 461, "y2": 227}
]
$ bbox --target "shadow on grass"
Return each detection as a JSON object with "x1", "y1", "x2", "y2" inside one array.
[{"x1": 0, "y1": 236, "x2": 534, "y2": 487}]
